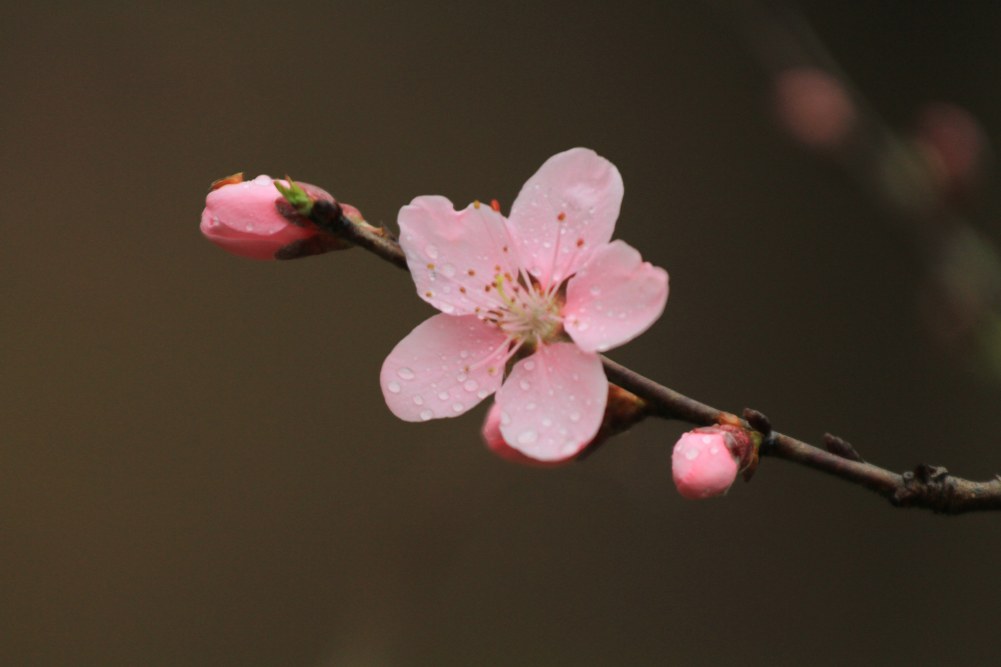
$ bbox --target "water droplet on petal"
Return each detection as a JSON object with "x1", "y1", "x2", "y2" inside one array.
[
  {"x1": 524, "y1": 360, "x2": 536, "y2": 371},
  {"x1": 685, "y1": 447, "x2": 699, "y2": 461},
  {"x1": 425, "y1": 244, "x2": 439, "y2": 259},
  {"x1": 569, "y1": 411, "x2": 581, "y2": 422},
  {"x1": 701, "y1": 435, "x2": 713, "y2": 445},
  {"x1": 519, "y1": 380, "x2": 531, "y2": 391},
  {"x1": 413, "y1": 396, "x2": 424, "y2": 406},
  {"x1": 526, "y1": 402, "x2": 536, "y2": 411},
  {"x1": 477, "y1": 389, "x2": 489, "y2": 399},
  {"x1": 463, "y1": 380, "x2": 478, "y2": 392},
  {"x1": 459, "y1": 350, "x2": 469, "y2": 359},
  {"x1": 441, "y1": 263, "x2": 456, "y2": 277},
  {"x1": 561, "y1": 443, "x2": 577, "y2": 456},
  {"x1": 387, "y1": 381, "x2": 401, "y2": 394},
  {"x1": 452, "y1": 402, "x2": 464, "y2": 413},
  {"x1": 542, "y1": 417, "x2": 553, "y2": 427},
  {"x1": 500, "y1": 411, "x2": 511, "y2": 425},
  {"x1": 517, "y1": 430, "x2": 537, "y2": 445},
  {"x1": 710, "y1": 446, "x2": 720, "y2": 455},
  {"x1": 437, "y1": 391, "x2": 449, "y2": 401},
  {"x1": 589, "y1": 285, "x2": 601, "y2": 296},
  {"x1": 397, "y1": 367, "x2": 415, "y2": 380}
]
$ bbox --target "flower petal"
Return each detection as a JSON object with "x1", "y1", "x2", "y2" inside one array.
[
  {"x1": 507, "y1": 148, "x2": 623, "y2": 288},
  {"x1": 381, "y1": 313, "x2": 509, "y2": 422},
  {"x1": 495, "y1": 343, "x2": 607, "y2": 461},
  {"x1": 563, "y1": 240, "x2": 669, "y2": 353},
  {"x1": 399, "y1": 196, "x2": 522, "y2": 316}
]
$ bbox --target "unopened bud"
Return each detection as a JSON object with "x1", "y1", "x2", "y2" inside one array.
[
  {"x1": 672, "y1": 425, "x2": 753, "y2": 499},
  {"x1": 200, "y1": 174, "x2": 352, "y2": 260},
  {"x1": 774, "y1": 67, "x2": 856, "y2": 150}
]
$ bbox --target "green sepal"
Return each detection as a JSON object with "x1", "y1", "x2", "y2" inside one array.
[{"x1": 274, "y1": 176, "x2": 313, "y2": 216}]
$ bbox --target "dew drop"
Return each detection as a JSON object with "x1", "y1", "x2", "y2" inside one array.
[
  {"x1": 685, "y1": 447, "x2": 699, "y2": 461},
  {"x1": 519, "y1": 380, "x2": 531, "y2": 391},
  {"x1": 413, "y1": 396, "x2": 424, "y2": 406},
  {"x1": 477, "y1": 389, "x2": 489, "y2": 399},
  {"x1": 517, "y1": 430, "x2": 538, "y2": 445},
  {"x1": 439, "y1": 303, "x2": 455, "y2": 314},
  {"x1": 457, "y1": 372, "x2": 468, "y2": 382},
  {"x1": 542, "y1": 417, "x2": 553, "y2": 427},
  {"x1": 437, "y1": 391, "x2": 449, "y2": 401},
  {"x1": 419, "y1": 409, "x2": 434, "y2": 421},
  {"x1": 459, "y1": 350, "x2": 470, "y2": 359},
  {"x1": 501, "y1": 411, "x2": 511, "y2": 425},
  {"x1": 425, "y1": 244, "x2": 439, "y2": 259},
  {"x1": 701, "y1": 435, "x2": 713, "y2": 445},
  {"x1": 441, "y1": 263, "x2": 456, "y2": 277},
  {"x1": 397, "y1": 367, "x2": 415, "y2": 380},
  {"x1": 710, "y1": 446, "x2": 720, "y2": 455},
  {"x1": 561, "y1": 443, "x2": 577, "y2": 456},
  {"x1": 569, "y1": 411, "x2": 581, "y2": 422},
  {"x1": 576, "y1": 322, "x2": 590, "y2": 331},
  {"x1": 452, "y1": 402, "x2": 464, "y2": 413},
  {"x1": 387, "y1": 381, "x2": 401, "y2": 394},
  {"x1": 526, "y1": 402, "x2": 536, "y2": 411},
  {"x1": 524, "y1": 360, "x2": 536, "y2": 371},
  {"x1": 589, "y1": 285, "x2": 601, "y2": 296},
  {"x1": 463, "y1": 379, "x2": 479, "y2": 392}
]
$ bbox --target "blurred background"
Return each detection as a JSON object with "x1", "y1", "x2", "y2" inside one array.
[{"x1": 3, "y1": 1, "x2": 1001, "y2": 665}]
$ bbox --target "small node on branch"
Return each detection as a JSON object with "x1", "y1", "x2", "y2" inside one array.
[
  {"x1": 742, "y1": 408, "x2": 773, "y2": 436},
  {"x1": 822, "y1": 433, "x2": 864, "y2": 462}
]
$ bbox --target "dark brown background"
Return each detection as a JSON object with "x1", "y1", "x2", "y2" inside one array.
[{"x1": 3, "y1": 1, "x2": 1001, "y2": 665}]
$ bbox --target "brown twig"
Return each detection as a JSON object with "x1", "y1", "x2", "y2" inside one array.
[{"x1": 309, "y1": 204, "x2": 1001, "y2": 515}]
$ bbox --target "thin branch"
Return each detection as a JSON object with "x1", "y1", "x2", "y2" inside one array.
[{"x1": 309, "y1": 203, "x2": 1001, "y2": 515}]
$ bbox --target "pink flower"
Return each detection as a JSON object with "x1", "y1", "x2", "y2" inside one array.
[
  {"x1": 671, "y1": 428, "x2": 741, "y2": 499},
  {"x1": 381, "y1": 148, "x2": 669, "y2": 461},
  {"x1": 200, "y1": 174, "x2": 349, "y2": 260}
]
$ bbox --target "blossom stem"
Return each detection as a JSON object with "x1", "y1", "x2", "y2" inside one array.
[{"x1": 310, "y1": 201, "x2": 1001, "y2": 514}]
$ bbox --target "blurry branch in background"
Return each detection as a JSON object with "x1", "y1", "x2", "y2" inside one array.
[
  {"x1": 310, "y1": 201, "x2": 1001, "y2": 514},
  {"x1": 713, "y1": 0, "x2": 1001, "y2": 378}
]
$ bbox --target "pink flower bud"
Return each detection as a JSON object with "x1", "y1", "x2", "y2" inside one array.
[
  {"x1": 672, "y1": 427, "x2": 741, "y2": 499},
  {"x1": 482, "y1": 403, "x2": 573, "y2": 468},
  {"x1": 914, "y1": 103, "x2": 988, "y2": 205},
  {"x1": 200, "y1": 174, "x2": 347, "y2": 260},
  {"x1": 774, "y1": 67, "x2": 856, "y2": 150}
]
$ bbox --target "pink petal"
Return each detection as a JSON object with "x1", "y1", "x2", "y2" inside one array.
[
  {"x1": 481, "y1": 403, "x2": 572, "y2": 468},
  {"x1": 381, "y1": 313, "x2": 509, "y2": 422},
  {"x1": 507, "y1": 148, "x2": 623, "y2": 288},
  {"x1": 495, "y1": 343, "x2": 607, "y2": 461},
  {"x1": 398, "y1": 196, "x2": 522, "y2": 316},
  {"x1": 563, "y1": 240, "x2": 669, "y2": 353}
]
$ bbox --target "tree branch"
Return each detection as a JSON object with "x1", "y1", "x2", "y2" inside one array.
[{"x1": 310, "y1": 201, "x2": 1001, "y2": 515}]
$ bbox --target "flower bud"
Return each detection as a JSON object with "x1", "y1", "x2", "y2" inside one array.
[
  {"x1": 672, "y1": 427, "x2": 743, "y2": 499},
  {"x1": 774, "y1": 67, "x2": 856, "y2": 150},
  {"x1": 200, "y1": 174, "x2": 351, "y2": 260}
]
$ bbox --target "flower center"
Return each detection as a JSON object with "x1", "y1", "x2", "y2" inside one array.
[{"x1": 488, "y1": 274, "x2": 563, "y2": 347}]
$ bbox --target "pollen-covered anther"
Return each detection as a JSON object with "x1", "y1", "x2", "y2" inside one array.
[
  {"x1": 557, "y1": 212, "x2": 566, "y2": 221},
  {"x1": 490, "y1": 199, "x2": 501, "y2": 212}
]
